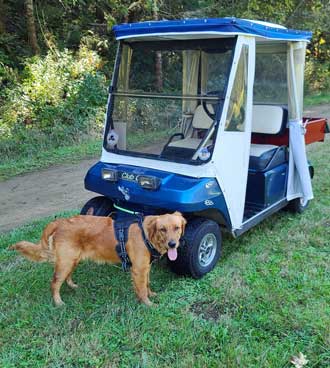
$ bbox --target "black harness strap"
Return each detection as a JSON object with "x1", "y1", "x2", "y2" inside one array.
[
  {"x1": 114, "y1": 213, "x2": 161, "y2": 272},
  {"x1": 114, "y1": 216, "x2": 133, "y2": 271}
]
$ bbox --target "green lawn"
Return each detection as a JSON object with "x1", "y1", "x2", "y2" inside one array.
[
  {"x1": 0, "y1": 139, "x2": 102, "y2": 181},
  {"x1": 304, "y1": 91, "x2": 330, "y2": 107},
  {"x1": 1, "y1": 138, "x2": 330, "y2": 367},
  {"x1": 0, "y1": 129, "x2": 172, "y2": 181}
]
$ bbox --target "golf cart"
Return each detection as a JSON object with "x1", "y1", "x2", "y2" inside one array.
[{"x1": 82, "y1": 18, "x2": 328, "y2": 278}]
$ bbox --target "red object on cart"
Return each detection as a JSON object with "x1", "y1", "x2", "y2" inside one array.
[{"x1": 251, "y1": 117, "x2": 329, "y2": 146}]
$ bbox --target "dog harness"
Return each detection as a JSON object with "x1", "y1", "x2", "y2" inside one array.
[{"x1": 113, "y1": 212, "x2": 161, "y2": 272}]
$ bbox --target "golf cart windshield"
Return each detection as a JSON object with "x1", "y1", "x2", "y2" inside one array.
[{"x1": 107, "y1": 38, "x2": 236, "y2": 163}]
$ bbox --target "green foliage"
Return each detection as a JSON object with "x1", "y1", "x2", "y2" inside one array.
[
  {"x1": 304, "y1": 27, "x2": 330, "y2": 93},
  {"x1": 0, "y1": 46, "x2": 107, "y2": 159},
  {"x1": 305, "y1": 61, "x2": 330, "y2": 94}
]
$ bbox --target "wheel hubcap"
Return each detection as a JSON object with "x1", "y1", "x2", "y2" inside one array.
[{"x1": 198, "y1": 233, "x2": 217, "y2": 267}]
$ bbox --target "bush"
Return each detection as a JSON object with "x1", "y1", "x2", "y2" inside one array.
[
  {"x1": 305, "y1": 60, "x2": 330, "y2": 94},
  {"x1": 0, "y1": 46, "x2": 107, "y2": 159}
]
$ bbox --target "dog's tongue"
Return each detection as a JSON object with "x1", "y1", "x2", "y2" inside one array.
[{"x1": 167, "y1": 248, "x2": 177, "y2": 261}]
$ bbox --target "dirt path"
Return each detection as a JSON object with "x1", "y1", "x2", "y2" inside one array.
[
  {"x1": 304, "y1": 104, "x2": 330, "y2": 120},
  {"x1": 0, "y1": 105, "x2": 329, "y2": 233},
  {"x1": 0, "y1": 159, "x2": 97, "y2": 233}
]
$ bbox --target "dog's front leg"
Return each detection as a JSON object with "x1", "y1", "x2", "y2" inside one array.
[
  {"x1": 131, "y1": 264, "x2": 153, "y2": 306},
  {"x1": 147, "y1": 268, "x2": 157, "y2": 297}
]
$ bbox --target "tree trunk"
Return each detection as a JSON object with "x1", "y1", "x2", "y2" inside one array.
[
  {"x1": 153, "y1": 0, "x2": 163, "y2": 91},
  {"x1": 0, "y1": 0, "x2": 5, "y2": 34},
  {"x1": 124, "y1": 1, "x2": 144, "y2": 23},
  {"x1": 25, "y1": 0, "x2": 40, "y2": 54},
  {"x1": 154, "y1": 50, "x2": 163, "y2": 91}
]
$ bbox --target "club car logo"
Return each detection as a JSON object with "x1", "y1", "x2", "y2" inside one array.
[{"x1": 120, "y1": 172, "x2": 137, "y2": 182}]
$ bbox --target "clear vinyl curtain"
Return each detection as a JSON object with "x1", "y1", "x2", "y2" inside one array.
[
  {"x1": 117, "y1": 45, "x2": 132, "y2": 122},
  {"x1": 201, "y1": 51, "x2": 208, "y2": 95},
  {"x1": 118, "y1": 44, "x2": 132, "y2": 92},
  {"x1": 182, "y1": 50, "x2": 200, "y2": 114},
  {"x1": 287, "y1": 41, "x2": 313, "y2": 203},
  {"x1": 182, "y1": 50, "x2": 200, "y2": 134}
]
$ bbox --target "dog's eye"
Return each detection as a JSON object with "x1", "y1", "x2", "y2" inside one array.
[
  {"x1": 160, "y1": 227, "x2": 167, "y2": 233},
  {"x1": 174, "y1": 226, "x2": 180, "y2": 231}
]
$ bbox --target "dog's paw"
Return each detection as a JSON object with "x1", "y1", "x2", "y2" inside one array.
[
  {"x1": 148, "y1": 290, "x2": 157, "y2": 297},
  {"x1": 141, "y1": 298, "x2": 154, "y2": 307},
  {"x1": 67, "y1": 281, "x2": 79, "y2": 289},
  {"x1": 54, "y1": 299, "x2": 65, "y2": 307}
]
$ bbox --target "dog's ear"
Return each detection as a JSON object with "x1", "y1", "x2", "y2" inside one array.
[
  {"x1": 180, "y1": 216, "x2": 187, "y2": 236},
  {"x1": 173, "y1": 211, "x2": 187, "y2": 236},
  {"x1": 144, "y1": 215, "x2": 159, "y2": 242}
]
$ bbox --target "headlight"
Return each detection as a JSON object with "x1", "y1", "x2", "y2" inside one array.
[
  {"x1": 137, "y1": 175, "x2": 161, "y2": 190},
  {"x1": 102, "y1": 168, "x2": 118, "y2": 181}
]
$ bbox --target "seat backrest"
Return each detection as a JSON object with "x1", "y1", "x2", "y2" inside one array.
[
  {"x1": 192, "y1": 105, "x2": 213, "y2": 130},
  {"x1": 252, "y1": 105, "x2": 287, "y2": 135}
]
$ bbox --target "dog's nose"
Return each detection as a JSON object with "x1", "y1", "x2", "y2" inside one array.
[{"x1": 168, "y1": 240, "x2": 176, "y2": 248}]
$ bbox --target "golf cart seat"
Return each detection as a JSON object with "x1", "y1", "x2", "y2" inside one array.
[
  {"x1": 161, "y1": 105, "x2": 213, "y2": 159},
  {"x1": 169, "y1": 105, "x2": 213, "y2": 149},
  {"x1": 249, "y1": 105, "x2": 288, "y2": 171}
]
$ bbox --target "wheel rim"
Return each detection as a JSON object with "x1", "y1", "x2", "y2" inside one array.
[{"x1": 198, "y1": 233, "x2": 217, "y2": 267}]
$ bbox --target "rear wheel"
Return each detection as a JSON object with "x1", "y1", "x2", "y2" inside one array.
[
  {"x1": 287, "y1": 164, "x2": 313, "y2": 214},
  {"x1": 169, "y1": 218, "x2": 221, "y2": 278},
  {"x1": 287, "y1": 197, "x2": 309, "y2": 214},
  {"x1": 80, "y1": 196, "x2": 114, "y2": 216}
]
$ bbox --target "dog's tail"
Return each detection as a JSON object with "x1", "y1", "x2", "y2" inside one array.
[{"x1": 9, "y1": 221, "x2": 57, "y2": 262}]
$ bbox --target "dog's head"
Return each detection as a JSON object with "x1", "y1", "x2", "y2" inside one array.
[{"x1": 144, "y1": 212, "x2": 187, "y2": 261}]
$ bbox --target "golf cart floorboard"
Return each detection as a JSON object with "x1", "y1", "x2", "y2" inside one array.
[
  {"x1": 237, "y1": 199, "x2": 288, "y2": 237},
  {"x1": 243, "y1": 204, "x2": 264, "y2": 221}
]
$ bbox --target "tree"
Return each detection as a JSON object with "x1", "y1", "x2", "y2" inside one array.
[
  {"x1": 124, "y1": 0, "x2": 147, "y2": 23},
  {"x1": 153, "y1": 0, "x2": 163, "y2": 91},
  {"x1": 0, "y1": 0, "x2": 5, "y2": 34},
  {"x1": 25, "y1": 0, "x2": 39, "y2": 54}
]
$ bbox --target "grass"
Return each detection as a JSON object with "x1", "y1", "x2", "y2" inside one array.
[
  {"x1": 0, "y1": 128, "x2": 173, "y2": 181},
  {"x1": 0, "y1": 137, "x2": 330, "y2": 367},
  {"x1": 0, "y1": 129, "x2": 173, "y2": 181},
  {"x1": 304, "y1": 91, "x2": 330, "y2": 107},
  {"x1": 0, "y1": 138, "x2": 102, "y2": 181}
]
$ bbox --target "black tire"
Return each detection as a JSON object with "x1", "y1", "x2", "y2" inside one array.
[
  {"x1": 287, "y1": 198, "x2": 309, "y2": 214},
  {"x1": 169, "y1": 218, "x2": 221, "y2": 279},
  {"x1": 80, "y1": 196, "x2": 114, "y2": 216},
  {"x1": 287, "y1": 165, "x2": 313, "y2": 214}
]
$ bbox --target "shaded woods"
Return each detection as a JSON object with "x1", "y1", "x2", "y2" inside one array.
[{"x1": 0, "y1": 1, "x2": 329, "y2": 165}]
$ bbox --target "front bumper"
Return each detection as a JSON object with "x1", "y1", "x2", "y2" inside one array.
[{"x1": 84, "y1": 161, "x2": 229, "y2": 217}]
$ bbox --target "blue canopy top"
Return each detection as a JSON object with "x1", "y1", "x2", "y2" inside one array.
[{"x1": 113, "y1": 18, "x2": 312, "y2": 42}]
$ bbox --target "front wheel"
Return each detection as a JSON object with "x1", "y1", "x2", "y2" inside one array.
[
  {"x1": 80, "y1": 196, "x2": 114, "y2": 216},
  {"x1": 169, "y1": 218, "x2": 221, "y2": 278}
]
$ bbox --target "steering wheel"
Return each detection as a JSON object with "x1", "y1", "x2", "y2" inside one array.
[{"x1": 202, "y1": 91, "x2": 222, "y2": 120}]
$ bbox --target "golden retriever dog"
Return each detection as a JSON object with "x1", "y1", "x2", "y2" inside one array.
[{"x1": 9, "y1": 212, "x2": 186, "y2": 307}]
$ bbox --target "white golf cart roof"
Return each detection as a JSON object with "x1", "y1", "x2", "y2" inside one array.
[{"x1": 113, "y1": 17, "x2": 312, "y2": 42}]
